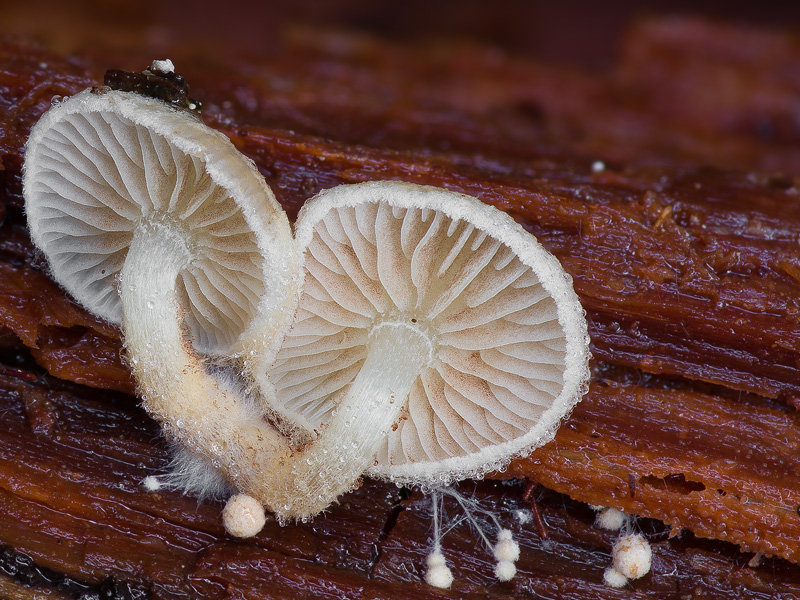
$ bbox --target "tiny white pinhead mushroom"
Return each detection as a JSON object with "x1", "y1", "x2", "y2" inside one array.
[
  {"x1": 494, "y1": 560, "x2": 517, "y2": 582},
  {"x1": 596, "y1": 507, "x2": 627, "y2": 531},
  {"x1": 223, "y1": 493, "x2": 267, "y2": 538},
  {"x1": 493, "y1": 529, "x2": 520, "y2": 562},
  {"x1": 142, "y1": 475, "x2": 162, "y2": 492},
  {"x1": 603, "y1": 566, "x2": 628, "y2": 588},
  {"x1": 150, "y1": 58, "x2": 175, "y2": 74},
  {"x1": 23, "y1": 74, "x2": 300, "y2": 525},
  {"x1": 265, "y1": 181, "x2": 590, "y2": 511},
  {"x1": 611, "y1": 533, "x2": 652, "y2": 580},
  {"x1": 425, "y1": 550, "x2": 454, "y2": 589},
  {"x1": 492, "y1": 528, "x2": 520, "y2": 581}
]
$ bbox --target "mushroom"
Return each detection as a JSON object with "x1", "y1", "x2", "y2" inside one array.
[
  {"x1": 604, "y1": 533, "x2": 652, "y2": 587},
  {"x1": 266, "y1": 181, "x2": 590, "y2": 501},
  {"x1": 23, "y1": 68, "x2": 300, "y2": 509},
  {"x1": 23, "y1": 70, "x2": 589, "y2": 527}
]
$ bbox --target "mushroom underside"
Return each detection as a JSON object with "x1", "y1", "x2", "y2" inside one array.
[
  {"x1": 25, "y1": 92, "x2": 274, "y2": 356},
  {"x1": 268, "y1": 183, "x2": 589, "y2": 485}
]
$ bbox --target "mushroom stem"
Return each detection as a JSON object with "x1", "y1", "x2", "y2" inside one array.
[
  {"x1": 279, "y1": 321, "x2": 431, "y2": 518},
  {"x1": 119, "y1": 221, "x2": 426, "y2": 522},
  {"x1": 119, "y1": 220, "x2": 293, "y2": 498}
]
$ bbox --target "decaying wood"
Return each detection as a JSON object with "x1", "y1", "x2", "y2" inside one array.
[
  {"x1": 3, "y1": 15, "x2": 800, "y2": 599},
  {"x1": 3, "y1": 367, "x2": 800, "y2": 599}
]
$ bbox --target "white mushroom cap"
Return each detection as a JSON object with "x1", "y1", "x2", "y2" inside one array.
[
  {"x1": 23, "y1": 88, "x2": 295, "y2": 359},
  {"x1": 268, "y1": 181, "x2": 590, "y2": 486}
]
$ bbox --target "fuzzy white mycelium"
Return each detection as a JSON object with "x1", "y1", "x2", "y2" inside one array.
[{"x1": 23, "y1": 63, "x2": 592, "y2": 585}]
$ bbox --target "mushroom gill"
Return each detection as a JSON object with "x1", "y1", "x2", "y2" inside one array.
[{"x1": 267, "y1": 181, "x2": 590, "y2": 492}]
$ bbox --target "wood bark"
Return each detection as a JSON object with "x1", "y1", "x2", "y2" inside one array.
[{"x1": 2, "y1": 15, "x2": 800, "y2": 599}]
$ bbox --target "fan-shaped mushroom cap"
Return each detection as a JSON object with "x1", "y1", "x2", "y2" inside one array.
[
  {"x1": 24, "y1": 88, "x2": 295, "y2": 358},
  {"x1": 268, "y1": 181, "x2": 590, "y2": 486}
]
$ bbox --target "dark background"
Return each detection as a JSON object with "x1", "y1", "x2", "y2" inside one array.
[{"x1": 3, "y1": 0, "x2": 800, "y2": 69}]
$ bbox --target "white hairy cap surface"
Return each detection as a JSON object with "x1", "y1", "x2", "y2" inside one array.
[
  {"x1": 23, "y1": 88, "x2": 295, "y2": 359},
  {"x1": 612, "y1": 534, "x2": 652, "y2": 580},
  {"x1": 223, "y1": 494, "x2": 266, "y2": 538},
  {"x1": 268, "y1": 181, "x2": 590, "y2": 485}
]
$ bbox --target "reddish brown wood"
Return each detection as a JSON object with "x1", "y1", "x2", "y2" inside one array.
[
  {"x1": 2, "y1": 368, "x2": 800, "y2": 599},
  {"x1": 619, "y1": 16, "x2": 800, "y2": 144}
]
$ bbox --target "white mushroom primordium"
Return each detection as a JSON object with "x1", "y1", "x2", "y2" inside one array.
[
  {"x1": 595, "y1": 506, "x2": 628, "y2": 531},
  {"x1": 22, "y1": 79, "x2": 301, "y2": 523},
  {"x1": 604, "y1": 533, "x2": 652, "y2": 588},
  {"x1": 493, "y1": 528, "x2": 520, "y2": 581},
  {"x1": 265, "y1": 181, "x2": 590, "y2": 515},
  {"x1": 222, "y1": 494, "x2": 267, "y2": 538},
  {"x1": 425, "y1": 491, "x2": 454, "y2": 589}
]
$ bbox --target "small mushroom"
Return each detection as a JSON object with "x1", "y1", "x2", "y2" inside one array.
[
  {"x1": 604, "y1": 533, "x2": 652, "y2": 587},
  {"x1": 23, "y1": 73, "x2": 299, "y2": 507},
  {"x1": 24, "y1": 75, "x2": 590, "y2": 528},
  {"x1": 266, "y1": 181, "x2": 590, "y2": 504},
  {"x1": 24, "y1": 82, "x2": 296, "y2": 362}
]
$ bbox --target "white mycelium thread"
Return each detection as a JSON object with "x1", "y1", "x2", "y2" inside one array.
[
  {"x1": 425, "y1": 490, "x2": 454, "y2": 589},
  {"x1": 423, "y1": 487, "x2": 522, "y2": 587}
]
